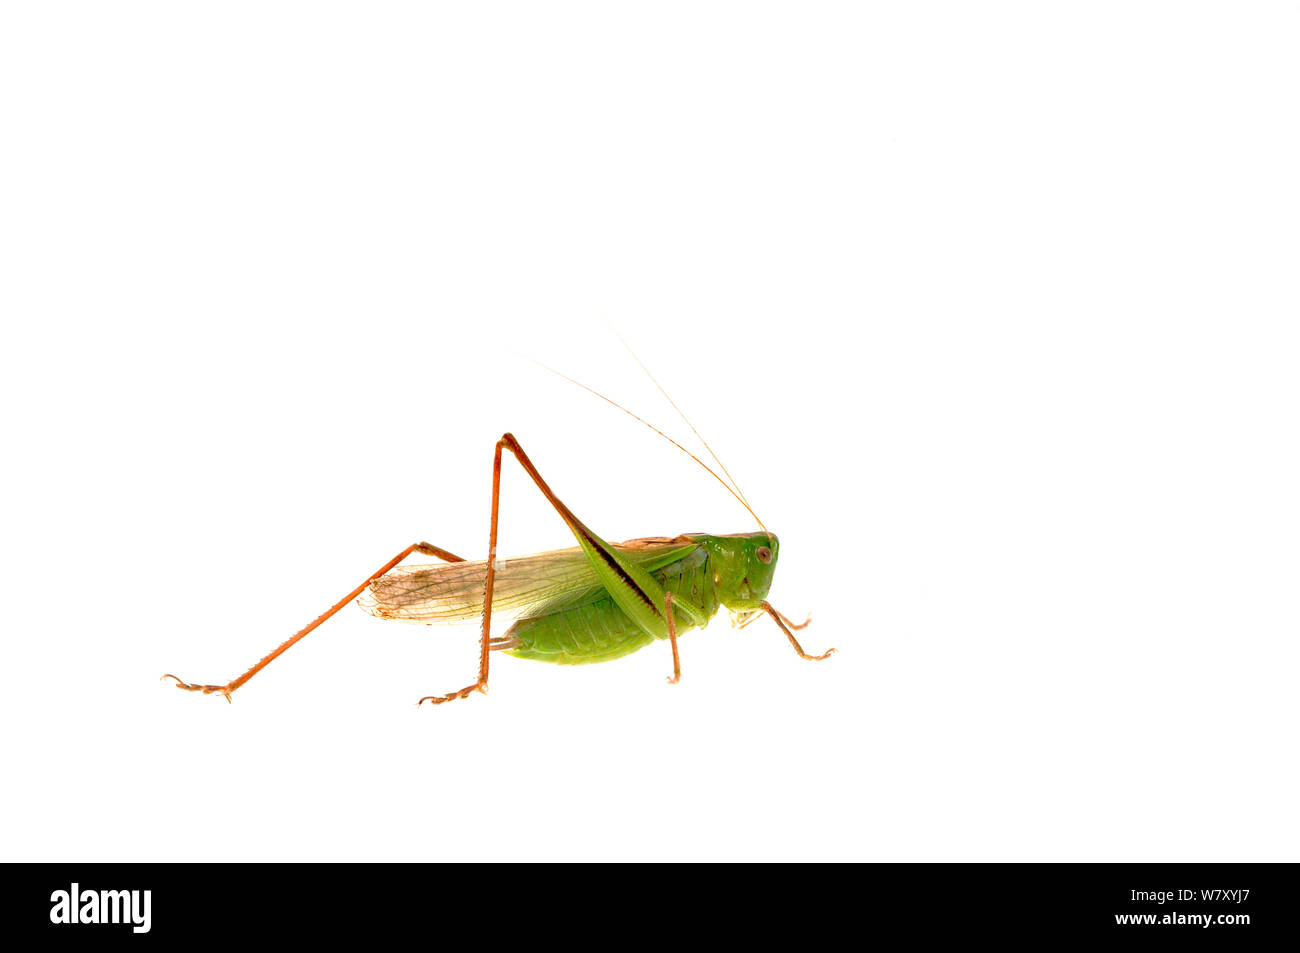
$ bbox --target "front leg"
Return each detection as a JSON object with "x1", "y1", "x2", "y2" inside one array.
[{"x1": 762, "y1": 601, "x2": 836, "y2": 661}]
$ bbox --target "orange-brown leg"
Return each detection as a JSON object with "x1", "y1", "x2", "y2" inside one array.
[
  {"x1": 417, "y1": 432, "x2": 610, "y2": 706},
  {"x1": 761, "y1": 600, "x2": 835, "y2": 661},
  {"x1": 163, "y1": 541, "x2": 465, "y2": 703},
  {"x1": 773, "y1": 607, "x2": 812, "y2": 630},
  {"x1": 737, "y1": 605, "x2": 811, "y2": 631},
  {"x1": 665, "y1": 591, "x2": 681, "y2": 684}
]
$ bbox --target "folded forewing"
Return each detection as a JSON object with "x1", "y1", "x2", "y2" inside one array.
[{"x1": 358, "y1": 536, "x2": 700, "y2": 624}]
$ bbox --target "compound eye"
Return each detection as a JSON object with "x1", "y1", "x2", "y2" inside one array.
[{"x1": 756, "y1": 546, "x2": 772, "y2": 564}]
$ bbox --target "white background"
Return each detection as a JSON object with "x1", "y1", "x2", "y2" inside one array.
[{"x1": 3, "y1": 3, "x2": 1297, "y2": 861}]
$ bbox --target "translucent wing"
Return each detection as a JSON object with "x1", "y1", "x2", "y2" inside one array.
[{"x1": 358, "y1": 536, "x2": 700, "y2": 624}]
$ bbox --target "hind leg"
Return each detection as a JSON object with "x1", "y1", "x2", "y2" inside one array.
[{"x1": 163, "y1": 542, "x2": 465, "y2": 702}]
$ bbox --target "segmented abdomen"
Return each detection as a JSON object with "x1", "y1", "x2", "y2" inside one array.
[
  {"x1": 506, "y1": 548, "x2": 719, "y2": 665},
  {"x1": 505, "y1": 597, "x2": 655, "y2": 664}
]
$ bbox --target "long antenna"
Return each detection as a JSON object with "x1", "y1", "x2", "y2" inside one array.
[
  {"x1": 535, "y1": 361, "x2": 767, "y2": 533},
  {"x1": 616, "y1": 331, "x2": 756, "y2": 513}
]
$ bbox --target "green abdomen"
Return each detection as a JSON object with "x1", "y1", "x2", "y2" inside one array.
[{"x1": 505, "y1": 548, "x2": 718, "y2": 665}]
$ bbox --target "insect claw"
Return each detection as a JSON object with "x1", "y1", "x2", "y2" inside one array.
[
  {"x1": 418, "y1": 682, "x2": 487, "y2": 706},
  {"x1": 163, "y1": 673, "x2": 236, "y2": 701}
]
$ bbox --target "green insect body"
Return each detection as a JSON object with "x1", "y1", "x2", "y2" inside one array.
[
  {"x1": 164, "y1": 420, "x2": 829, "y2": 705},
  {"x1": 362, "y1": 532, "x2": 781, "y2": 666},
  {"x1": 509, "y1": 533, "x2": 777, "y2": 664}
]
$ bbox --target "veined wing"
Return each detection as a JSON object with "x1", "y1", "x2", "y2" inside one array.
[{"x1": 358, "y1": 536, "x2": 700, "y2": 624}]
